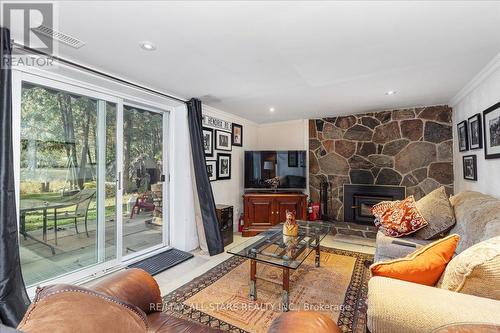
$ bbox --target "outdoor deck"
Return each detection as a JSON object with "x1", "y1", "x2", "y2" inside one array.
[{"x1": 20, "y1": 213, "x2": 162, "y2": 286}]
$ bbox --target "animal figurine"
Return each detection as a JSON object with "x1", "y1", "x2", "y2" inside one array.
[{"x1": 283, "y1": 210, "x2": 298, "y2": 237}]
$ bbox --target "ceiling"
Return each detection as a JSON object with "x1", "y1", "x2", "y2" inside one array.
[{"x1": 9, "y1": 1, "x2": 500, "y2": 123}]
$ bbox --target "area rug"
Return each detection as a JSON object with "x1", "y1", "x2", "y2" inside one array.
[{"x1": 163, "y1": 247, "x2": 373, "y2": 333}]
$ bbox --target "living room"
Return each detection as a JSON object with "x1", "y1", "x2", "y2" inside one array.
[{"x1": 0, "y1": 1, "x2": 499, "y2": 333}]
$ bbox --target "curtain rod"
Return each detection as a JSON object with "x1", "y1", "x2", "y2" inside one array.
[{"x1": 11, "y1": 41, "x2": 188, "y2": 104}]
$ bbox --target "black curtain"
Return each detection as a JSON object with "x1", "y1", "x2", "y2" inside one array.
[
  {"x1": 0, "y1": 27, "x2": 30, "y2": 326},
  {"x1": 187, "y1": 98, "x2": 224, "y2": 256}
]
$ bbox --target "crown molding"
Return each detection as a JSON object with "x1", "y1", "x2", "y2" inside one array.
[
  {"x1": 258, "y1": 119, "x2": 307, "y2": 128},
  {"x1": 449, "y1": 51, "x2": 500, "y2": 107},
  {"x1": 202, "y1": 104, "x2": 258, "y2": 127}
]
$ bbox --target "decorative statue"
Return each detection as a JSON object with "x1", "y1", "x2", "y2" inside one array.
[{"x1": 283, "y1": 209, "x2": 298, "y2": 237}]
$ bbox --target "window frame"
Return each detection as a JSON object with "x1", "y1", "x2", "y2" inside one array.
[{"x1": 12, "y1": 67, "x2": 174, "y2": 297}]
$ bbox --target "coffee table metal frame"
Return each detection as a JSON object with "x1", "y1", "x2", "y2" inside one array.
[{"x1": 228, "y1": 220, "x2": 331, "y2": 311}]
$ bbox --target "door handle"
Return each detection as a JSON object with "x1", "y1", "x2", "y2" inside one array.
[{"x1": 117, "y1": 171, "x2": 121, "y2": 190}]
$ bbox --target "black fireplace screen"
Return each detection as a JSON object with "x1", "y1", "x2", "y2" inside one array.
[{"x1": 344, "y1": 185, "x2": 405, "y2": 225}]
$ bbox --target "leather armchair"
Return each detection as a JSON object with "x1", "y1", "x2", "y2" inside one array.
[{"x1": 17, "y1": 268, "x2": 221, "y2": 333}]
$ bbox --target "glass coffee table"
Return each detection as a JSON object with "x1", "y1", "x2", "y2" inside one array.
[{"x1": 228, "y1": 220, "x2": 332, "y2": 311}]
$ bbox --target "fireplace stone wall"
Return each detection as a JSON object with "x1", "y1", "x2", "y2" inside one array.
[{"x1": 309, "y1": 105, "x2": 454, "y2": 221}]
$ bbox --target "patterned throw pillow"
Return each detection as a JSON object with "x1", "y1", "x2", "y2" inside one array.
[
  {"x1": 437, "y1": 236, "x2": 500, "y2": 300},
  {"x1": 414, "y1": 187, "x2": 456, "y2": 240},
  {"x1": 374, "y1": 196, "x2": 428, "y2": 237},
  {"x1": 371, "y1": 200, "x2": 400, "y2": 228}
]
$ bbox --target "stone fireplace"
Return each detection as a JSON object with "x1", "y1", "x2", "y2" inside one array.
[{"x1": 309, "y1": 105, "x2": 454, "y2": 222}]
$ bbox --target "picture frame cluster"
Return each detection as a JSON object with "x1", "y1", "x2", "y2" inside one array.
[
  {"x1": 202, "y1": 118, "x2": 243, "y2": 181},
  {"x1": 458, "y1": 101, "x2": 500, "y2": 181}
]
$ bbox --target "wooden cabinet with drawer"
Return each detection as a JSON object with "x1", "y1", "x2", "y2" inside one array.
[{"x1": 242, "y1": 193, "x2": 307, "y2": 237}]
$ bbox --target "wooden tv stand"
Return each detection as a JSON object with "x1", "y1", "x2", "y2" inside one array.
[{"x1": 242, "y1": 192, "x2": 308, "y2": 237}]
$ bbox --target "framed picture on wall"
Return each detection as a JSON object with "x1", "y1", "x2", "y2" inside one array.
[
  {"x1": 483, "y1": 101, "x2": 500, "y2": 159},
  {"x1": 215, "y1": 130, "x2": 232, "y2": 151},
  {"x1": 463, "y1": 155, "x2": 477, "y2": 181},
  {"x1": 457, "y1": 120, "x2": 469, "y2": 152},
  {"x1": 468, "y1": 113, "x2": 483, "y2": 150},
  {"x1": 232, "y1": 123, "x2": 243, "y2": 147},
  {"x1": 206, "y1": 160, "x2": 217, "y2": 181},
  {"x1": 202, "y1": 127, "x2": 214, "y2": 157},
  {"x1": 217, "y1": 153, "x2": 231, "y2": 180}
]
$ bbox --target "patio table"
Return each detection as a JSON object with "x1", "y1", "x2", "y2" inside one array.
[{"x1": 20, "y1": 199, "x2": 74, "y2": 255}]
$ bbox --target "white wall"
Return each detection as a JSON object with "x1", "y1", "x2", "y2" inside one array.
[
  {"x1": 257, "y1": 119, "x2": 308, "y2": 150},
  {"x1": 451, "y1": 54, "x2": 500, "y2": 198},
  {"x1": 203, "y1": 106, "x2": 259, "y2": 230}
]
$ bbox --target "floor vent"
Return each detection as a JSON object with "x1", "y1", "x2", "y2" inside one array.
[
  {"x1": 128, "y1": 248, "x2": 193, "y2": 276},
  {"x1": 33, "y1": 25, "x2": 86, "y2": 49}
]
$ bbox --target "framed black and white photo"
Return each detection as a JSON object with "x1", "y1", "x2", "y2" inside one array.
[
  {"x1": 288, "y1": 151, "x2": 298, "y2": 167},
  {"x1": 483, "y1": 101, "x2": 500, "y2": 159},
  {"x1": 215, "y1": 130, "x2": 232, "y2": 151},
  {"x1": 217, "y1": 153, "x2": 231, "y2": 180},
  {"x1": 232, "y1": 123, "x2": 243, "y2": 147},
  {"x1": 206, "y1": 160, "x2": 217, "y2": 182},
  {"x1": 202, "y1": 127, "x2": 214, "y2": 157},
  {"x1": 457, "y1": 120, "x2": 469, "y2": 152},
  {"x1": 463, "y1": 155, "x2": 477, "y2": 181},
  {"x1": 468, "y1": 113, "x2": 482, "y2": 150}
]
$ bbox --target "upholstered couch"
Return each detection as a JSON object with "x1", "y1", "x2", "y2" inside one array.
[
  {"x1": 269, "y1": 191, "x2": 500, "y2": 333},
  {"x1": 367, "y1": 191, "x2": 500, "y2": 333},
  {"x1": 16, "y1": 268, "x2": 220, "y2": 333}
]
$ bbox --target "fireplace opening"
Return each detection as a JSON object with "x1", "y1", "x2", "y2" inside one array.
[{"x1": 344, "y1": 185, "x2": 405, "y2": 225}]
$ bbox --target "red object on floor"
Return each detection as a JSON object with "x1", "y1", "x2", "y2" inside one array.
[
  {"x1": 238, "y1": 214, "x2": 244, "y2": 232},
  {"x1": 308, "y1": 202, "x2": 321, "y2": 221},
  {"x1": 130, "y1": 194, "x2": 155, "y2": 218}
]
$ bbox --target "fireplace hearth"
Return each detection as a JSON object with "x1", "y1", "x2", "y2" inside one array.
[{"x1": 343, "y1": 185, "x2": 406, "y2": 225}]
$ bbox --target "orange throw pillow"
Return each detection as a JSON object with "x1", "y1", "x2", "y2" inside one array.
[{"x1": 370, "y1": 234, "x2": 460, "y2": 286}]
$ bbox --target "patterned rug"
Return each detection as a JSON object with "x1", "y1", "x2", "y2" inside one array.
[{"x1": 163, "y1": 247, "x2": 373, "y2": 333}]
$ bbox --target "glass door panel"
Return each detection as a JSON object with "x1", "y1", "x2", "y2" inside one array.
[
  {"x1": 104, "y1": 102, "x2": 118, "y2": 261},
  {"x1": 19, "y1": 81, "x2": 117, "y2": 286},
  {"x1": 122, "y1": 105, "x2": 164, "y2": 256}
]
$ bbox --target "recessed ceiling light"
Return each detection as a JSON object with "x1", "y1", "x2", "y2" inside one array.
[
  {"x1": 269, "y1": 107, "x2": 275, "y2": 112},
  {"x1": 140, "y1": 41, "x2": 156, "y2": 51},
  {"x1": 385, "y1": 90, "x2": 397, "y2": 96}
]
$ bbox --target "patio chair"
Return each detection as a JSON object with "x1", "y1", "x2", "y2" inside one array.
[
  {"x1": 53, "y1": 190, "x2": 95, "y2": 242},
  {"x1": 130, "y1": 192, "x2": 155, "y2": 219}
]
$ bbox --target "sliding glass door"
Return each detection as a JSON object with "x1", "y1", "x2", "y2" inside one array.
[
  {"x1": 18, "y1": 81, "x2": 118, "y2": 286},
  {"x1": 121, "y1": 105, "x2": 167, "y2": 258},
  {"x1": 14, "y1": 72, "x2": 170, "y2": 289}
]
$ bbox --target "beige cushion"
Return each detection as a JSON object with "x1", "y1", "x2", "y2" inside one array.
[
  {"x1": 414, "y1": 187, "x2": 456, "y2": 240},
  {"x1": 437, "y1": 236, "x2": 500, "y2": 301},
  {"x1": 449, "y1": 191, "x2": 500, "y2": 253},
  {"x1": 367, "y1": 276, "x2": 500, "y2": 333},
  {"x1": 374, "y1": 231, "x2": 432, "y2": 262}
]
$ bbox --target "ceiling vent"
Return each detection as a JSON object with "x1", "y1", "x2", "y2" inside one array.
[{"x1": 32, "y1": 25, "x2": 86, "y2": 49}]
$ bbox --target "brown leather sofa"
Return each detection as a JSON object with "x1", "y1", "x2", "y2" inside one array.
[{"x1": 17, "y1": 268, "x2": 221, "y2": 333}]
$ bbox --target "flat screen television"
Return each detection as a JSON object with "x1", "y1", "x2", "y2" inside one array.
[{"x1": 244, "y1": 150, "x2": 307, "y2": 190}]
